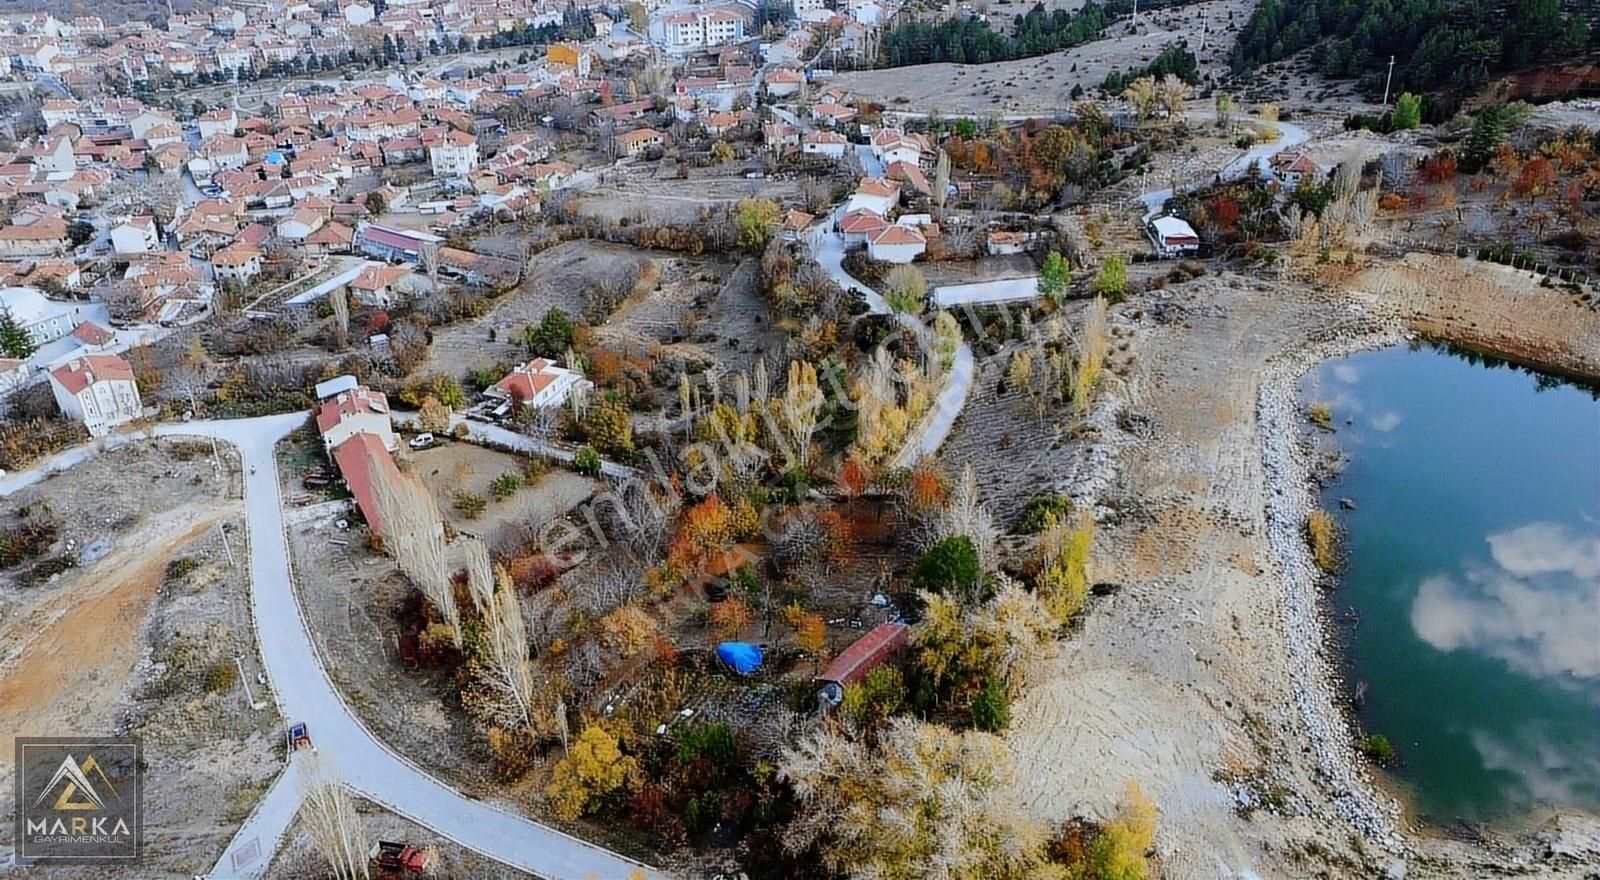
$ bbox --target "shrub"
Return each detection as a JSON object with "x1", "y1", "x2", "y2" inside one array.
[
  {"x1": 0, "y1": 517, "x2": 59, "y2": 569},
  {"x1": 842, "y1": 665, "x2": 906, "y2": 728},
  {"x1": 1307, "y1": 403, "x2": 1333, "y2": 430},
  {"x1": 453, "y1": 491, "x2": 487, "y2": 519},
  {"x1": 1306, "y1": 510, "x2": 1339, "y2": 573},
  {"x1": 166, "y1": 556, "x2": 201, "y2": 581},
  {"x1": 490, "y1": 472, "x2": 521, "y2": 501},
  {"x1": 674, "y1": 722, "x2": 737, "y2": 766},
  {"x1": 573, "y1": 446, "x2": 602, "y2": 477},
  {"x1": 1018, "y1": 494, "x2": 1074, "y2": 533},
  {"x1": 205, "y1": 660, "x2": 238, "y2": 694},
  {"x1": 1359, "y1": 733, "x2": 1397, "y2": 765},
  {"x1": 911, "y1": 536, "x2": 980, "y2": 597},
  {"x1": 969, "y1": 677, "x2": 1011, "y2": 732}
]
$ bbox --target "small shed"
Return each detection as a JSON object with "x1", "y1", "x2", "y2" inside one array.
[{"x1": 817, "y1": 621, "x2": 909, "y2": 709}]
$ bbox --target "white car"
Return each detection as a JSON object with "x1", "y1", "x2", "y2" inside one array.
[{"x1": 408, "y1": 433, "x2": 435, "y2": 449}]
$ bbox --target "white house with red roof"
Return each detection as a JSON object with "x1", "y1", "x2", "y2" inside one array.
[
  {"x1": 867, "y1": 224, "x2": 926, "y2": 263},
  {"x1": 428, "y1": 130, "x2": 479, "y2": 178},
  {"x1": 315, "y1": 385, "x2": 398, "y2": 457},
  {"x1": 1268, "y1": 149, "x2": 1324, "y2": 190},
  {"x1": 48, "y1": 354, "x2": 142, "y2": 436},
  {"x1": 485, "y1": 357, "x2": 589, "y2": 414},
  {"x1": 837, "y1": 207, "x2": 887, "y2": 244},
  {"x1": 845, "y1": 177, "x2": 900, "y2": 217}
]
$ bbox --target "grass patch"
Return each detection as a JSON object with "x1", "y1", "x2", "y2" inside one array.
[
  {"x1": 166, "y1": 556, "x2": 201, "y2": 582},
  {"x1": 1017, "y1": 493, "x2": 1074, "y2": 533},
  {"x1": 1307, "y1": 402, "x2": 1333, "y2": 430},
  {"x1": 1306, "y1": 510, "x2": 1339, "y2": 574},
  {"x1": 1358, "y1": 733, "x2": 1397, "y2": 765}
]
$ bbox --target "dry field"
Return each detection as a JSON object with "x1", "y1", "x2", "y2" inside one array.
[
  {"x1": 421, "y1": 240, "x2": 654, "y2": 376},
  {"x1": 572, "y1": 173, "x2": 805, "y2": 226},
  {"x1": 407, "y1": 442, "x2": 601, "y2": 552},
  {"x1": 0, "y1": 439, "x2": 279, "y2": 879},
  {"x1": 831, "y1": 0, "x2": 1255, "y2": 116}
]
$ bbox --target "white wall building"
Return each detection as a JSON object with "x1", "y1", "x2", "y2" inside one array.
[
  {"x1": 110, "y1": 216, "x2": 159, "y2": 255},
  {"x1": 0, "y1": 286, "x2": 74, "y2": 346},
  {"x1": 428, "y1": 131, "x2": 479, "y2": 178},
  {"x1": 49, "y1": 354, "x2": 143, "y2": 436}
]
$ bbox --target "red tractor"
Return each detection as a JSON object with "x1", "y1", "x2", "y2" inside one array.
[{"x1": 369, "y1": 841, "x2": 436, "y2": 877}]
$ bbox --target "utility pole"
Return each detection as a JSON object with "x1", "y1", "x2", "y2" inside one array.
[
  {"x1": 1131, "y1": 0, "x2": 1138, "y2": 29},
  {"x1": 1381, "y1": 55, "x2": 1395, "y2": 106}
]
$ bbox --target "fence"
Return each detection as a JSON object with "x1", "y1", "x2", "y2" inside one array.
[{"x1": 1385, "y1": 235, "x2": 1595, "y2": 290}]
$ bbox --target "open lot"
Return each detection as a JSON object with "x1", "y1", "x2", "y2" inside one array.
[
  {"x1": 422, "y1": 239, "x2": 653, "y2": 376},
  {"x1": 0, "y1": 439, "x2": 279, "y2": 878}
]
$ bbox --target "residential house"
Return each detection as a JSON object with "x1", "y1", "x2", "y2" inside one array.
[
  {"x1": 428, "y1": 130, "x2": 479, "y2": 178},
  {"x1": 275, "y1": 207, "x2": 326, "y2": 242},
  {"x1": 845, "y1": 177, "x2": 900, "y2": 217},
  {"x1": 0, "y1": 285, "x2": 74, "y2": 345},
  {"x1": 110, "y1": 216, "x2": 159, "y2": 255},
  {"x1": 315, "y1": 384, "x2": 398, "y2": 456},
  {"x1": 867, "y1": 223, "x2": 926, "y2": 263},
  {"x1": 484, "y1": 357, "x2": 590, "y2": 415},
  {"x1": 348, "y1": 263, "x2": 418, "y2": 307},
  {"x1": 618, "y1": 128, "x2": 665, "y2": 158},
  {"x1": 48, "y1": 354, "x2": 143, "y2": 436},
  {"x1": 802, "y1": 130, "x2": 848, "y2": 159},
  {"x1": 210, "y1": 241, "x2": 264, "y2": 286},
  {"x1": 0, "y1": 217, "x2": 71, "y2": 257},
  {"x1": 1148, "y1": 215, "x2": 1200, "y2": 258}
]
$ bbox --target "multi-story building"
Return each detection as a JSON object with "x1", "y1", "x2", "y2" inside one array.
[{"x1": 48, "y1": 354, "x2": 143, "y2": 437}]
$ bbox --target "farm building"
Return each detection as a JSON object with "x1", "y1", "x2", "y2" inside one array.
[{"x1": 817, "y1": 622, "x2": 909, "y2": 709}]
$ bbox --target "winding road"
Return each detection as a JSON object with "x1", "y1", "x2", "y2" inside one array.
[{"x1": 116, "y1": 417, "x2": 657, "y2": 880}]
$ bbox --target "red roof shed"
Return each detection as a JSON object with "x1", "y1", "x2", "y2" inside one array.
[{"x1": 818, "y1": 622, "x2": 908, "y2": 686}]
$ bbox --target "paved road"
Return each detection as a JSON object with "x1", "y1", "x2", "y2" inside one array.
[
  {"x1": 1138, "y1": 116, "x2": 1311, "y2": 219},
  {"x1": 94, "y1": 415, "x2": 664, "y2": 879},
  {"x1": 809, "y1": 212, "x2": 974, "y2": 469}
]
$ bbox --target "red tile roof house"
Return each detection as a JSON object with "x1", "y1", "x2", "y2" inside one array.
[
  {"x1": 331, "y1": 431, "x2": 403, "y2": 536},
  {"x1": 315, "y1": 385, "x2": 399, "y2": 458},
  {"x1": 817, "y1": 622, "x2": 909, "y2": 708},
  {"x1": 837, "y1": 207, "x2": 887, "y2": 244},
  {"x1": 867, "y1": 223, "x2": 927, "y2": 264},
  {"x1": 483, "y1": 358, "x2": 591, "y2": 416},
  {"x1": 48, "y1": 354, "x2": 142, "y2": 437}
]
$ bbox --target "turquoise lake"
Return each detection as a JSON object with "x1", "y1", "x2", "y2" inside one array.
[{"x1": 1303, "y1": 344, "x2": 1600, "y2": 824}]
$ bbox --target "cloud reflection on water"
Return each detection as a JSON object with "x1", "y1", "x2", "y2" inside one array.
[
  {"x1": 1471, "y1": 726, "x2": 1600, "y2": 810},
  {"x1": 1410, "y1": 523, "x2": 1600, "y2": 682}
]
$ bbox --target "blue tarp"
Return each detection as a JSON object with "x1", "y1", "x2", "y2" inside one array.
[{"x1": 716, "y1": 642, "x2": 763, "y2": 675}]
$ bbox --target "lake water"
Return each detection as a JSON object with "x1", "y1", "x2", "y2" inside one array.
[{"x1": 1304, "y1": 344, "x2": 1600, "y2": 825}]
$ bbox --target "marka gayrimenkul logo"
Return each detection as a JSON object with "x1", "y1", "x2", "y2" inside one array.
[{"x1": 15, "y1": 737, "x2": 142, "y2": 864}]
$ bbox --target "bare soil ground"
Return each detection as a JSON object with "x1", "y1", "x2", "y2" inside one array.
[
  {"x1": 407, "y1": 442, "x2": 602, "y2": 553},
  {"x1": 986, "y1": 253, "x2": 1600, "y2": 877},
  {"x1": 0, "y1": 439, "x2": 280, "y2": 879},
  {"x1": 265, "y1": 797, "x2": 531, "y2": 880},
  {"x1": 572, "y1": 173, "x2": 804, "y2": 226},
  {"x1": 595, "y1": 256, "x2": 788, "y2": 380},
  {"x1": 831, "y1": 0, "x2": 1255, "y2": 116},
  {"x1": 425, "y1": 243, "x2": 742, "y2": 380}
]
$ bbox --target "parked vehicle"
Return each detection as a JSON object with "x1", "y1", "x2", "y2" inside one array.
[
  {"x1": 408, "y1": 433, "x2": 435, "y2": 450},
  {"x1": 287, "y1": 722, "x2": 313, "y2": 752},
  {"x1": 369, "y1": 841, "x2": 435, "y2": 877}
]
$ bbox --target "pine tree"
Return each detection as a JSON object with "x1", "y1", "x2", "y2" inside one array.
[{"x1": 0, "y1": 307, "x2": 36, "y2": 359}]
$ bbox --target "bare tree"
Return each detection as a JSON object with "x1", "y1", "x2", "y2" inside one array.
[
  {"x1": 481, "y1": 565, "x2": 539, "y2": 731},
  {"x1": 371, "y1": 464, "x2": 461, "y2": 645},
  {"x1": 297, "y1": 754, "x2": 369, "y2": 880}
]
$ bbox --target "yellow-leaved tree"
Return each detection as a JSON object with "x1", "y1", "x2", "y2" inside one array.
[{"x1": 545, "y1": 724, "x2": 637, "y2": 820}]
